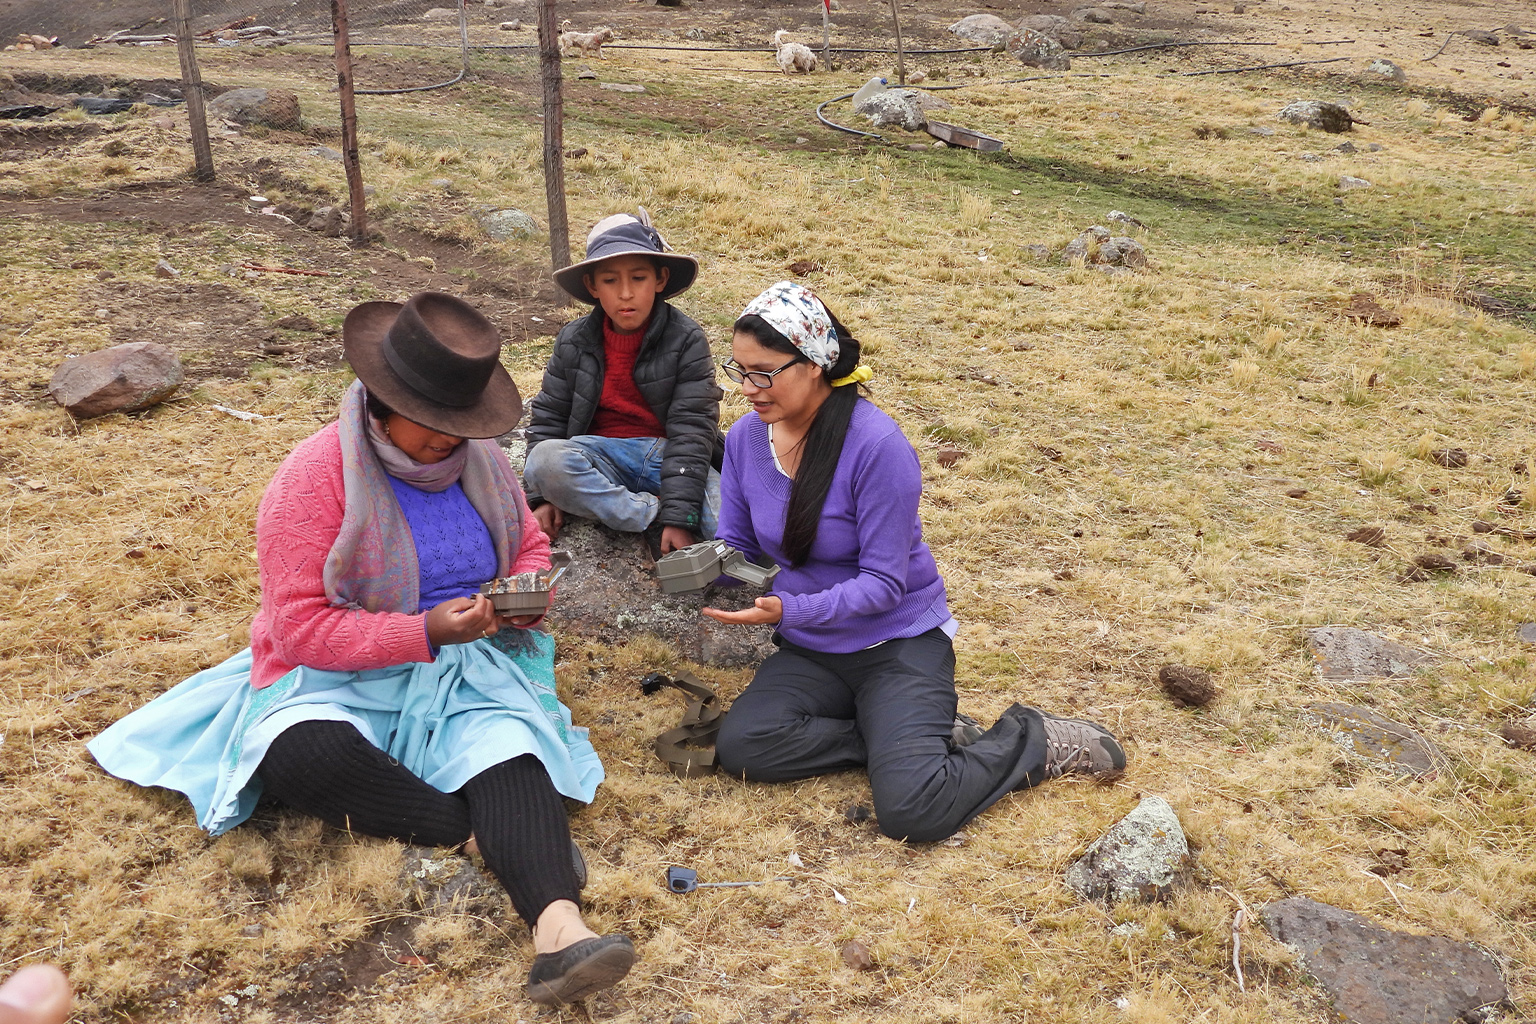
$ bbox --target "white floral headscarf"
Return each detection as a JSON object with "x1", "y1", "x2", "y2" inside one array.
[{"x1": 742, "y1": 281, "x2": 839, "y2": 372}]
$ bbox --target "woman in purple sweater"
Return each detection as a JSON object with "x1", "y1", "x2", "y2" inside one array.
[{"x1": 703, "y1": 282, "x2": 1126, "y2": 843}]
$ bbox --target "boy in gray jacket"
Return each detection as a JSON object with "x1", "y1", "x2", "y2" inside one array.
[{"x1": 523, "y1": 211, "x2": 723, "y2": 555}]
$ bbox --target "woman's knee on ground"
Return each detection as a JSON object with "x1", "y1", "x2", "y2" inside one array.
[{"x1": 715, "y1": 710, "x2": 800, "y2": 780}]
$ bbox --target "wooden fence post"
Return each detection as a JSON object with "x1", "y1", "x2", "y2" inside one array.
[
  {"x1": 330, "y1": 0, "x2": 369, "y2": 244},
  {"x1": 539, "y1": 0, "x2": 571, "y2": 283},
  {"x1": 172, "y1": 0, "x2": 214, "y2": 181}
]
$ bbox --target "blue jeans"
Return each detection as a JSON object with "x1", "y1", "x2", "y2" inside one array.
[{"x1": 523, "y1": 435, "x2": 720, "y2": 537}]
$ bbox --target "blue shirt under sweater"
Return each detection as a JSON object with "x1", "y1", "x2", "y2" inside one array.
[{"x1": 387, "y1": 477, "x2": 499, "y2": 612}]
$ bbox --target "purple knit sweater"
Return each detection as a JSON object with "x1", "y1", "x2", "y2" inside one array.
[{"x1": 716, "y1": 399, "x2": 950, "y2": 653}]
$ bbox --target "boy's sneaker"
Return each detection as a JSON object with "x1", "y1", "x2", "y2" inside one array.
[
  {"x1": 1038, "y1": 711, "x2": 1126, "y2": 779},
  {"x1": 950, "y1": 712, "x2": 985, "y2": 748}
]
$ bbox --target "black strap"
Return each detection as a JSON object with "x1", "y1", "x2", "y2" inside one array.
[{"x1": 641, "y1": 671, "x2": 725, "y2": 779}]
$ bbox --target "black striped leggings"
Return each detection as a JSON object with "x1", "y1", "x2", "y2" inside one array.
[{"x1": 256, "y1": 719, "x2": 580, "y2": 926}]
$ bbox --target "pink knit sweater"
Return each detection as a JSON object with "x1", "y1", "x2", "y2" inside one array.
[{"x1": 248, "y1": 424, "x2": 550, "y2": 690}]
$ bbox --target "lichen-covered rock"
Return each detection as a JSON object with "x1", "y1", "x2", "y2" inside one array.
[
  {"x1": 1065, "y1": 796, "x2": 1193, "y2": 903},
  {"x1": 1366, "y1": 57, "x2": 1406, "y2": 83},
  {"x1": 48, "y1": 342, "x2": 183, "y2": 419},
  {"x1": 1006, "y1": 28, "x2": 1071, "y2": 70},
  {"x1": 1306, "y1": 703, "x2": 1444, "y2": 777},
  {"x1": 477, "y1": 208, "x2": 540, "y2": 241},
  {"x1": 853, "y1": 89, "x2": 926, "y2": 131}
]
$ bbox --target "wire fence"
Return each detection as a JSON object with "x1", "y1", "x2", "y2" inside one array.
[{"x1": 1, "y1": 0, "x2": 541, "y2": 92}]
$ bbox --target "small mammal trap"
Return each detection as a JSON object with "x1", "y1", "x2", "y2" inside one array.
[
  {"x1": 655, "y1": 540, "x2": 781, "y2": 594},
  {"x1": 479, "y1": 550, "x2": 572, "y2": 614}
]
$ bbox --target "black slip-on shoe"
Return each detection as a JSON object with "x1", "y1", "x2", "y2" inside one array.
[{"x1": 526, "y1": 934, "x2": 636, "y2": 1006}]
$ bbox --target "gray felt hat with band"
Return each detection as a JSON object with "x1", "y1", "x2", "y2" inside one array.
[
  {"x1": 342, "y1": 291, "x2": 522, "y2": 438},
  {"x1": 553, "y1": 210, "x2": 699, "y2": 305}
]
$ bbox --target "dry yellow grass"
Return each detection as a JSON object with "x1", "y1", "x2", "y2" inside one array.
[{"x1": 0, "y1": 31, "x2": 1533, "y2": 1024}]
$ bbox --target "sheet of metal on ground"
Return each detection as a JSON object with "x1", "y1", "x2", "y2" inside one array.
[{"x1": 924, "y1": 119, "x2": 1003, "y2": 151}]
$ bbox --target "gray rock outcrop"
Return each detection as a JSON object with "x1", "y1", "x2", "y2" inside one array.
[
  {"x1": 1306, "y1": 626, "x2": 1437, "y2": 679},
  {"x1": 1305, "y1": 703, "x2": 1444, "y2": 777},
  {"x1": 1065, "y1": 796, "x2": 1193, "y2": 903},
  {"x1": 207, "y1": 87, "x2": 301, "y2": 129},
  {"x1": 1263, "y1": 898, "x2": 1508, "y2": 1024},
  {"x1": 48, "y1": 342, "x2": 184, "y2": 419},
  {"x1": 542, "y1": 519, "x2": 774, "y2": 666}
]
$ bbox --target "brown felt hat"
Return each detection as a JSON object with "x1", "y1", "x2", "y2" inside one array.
[{"x1": 342, "y1": 291, "x2": 521, "y2": 438}]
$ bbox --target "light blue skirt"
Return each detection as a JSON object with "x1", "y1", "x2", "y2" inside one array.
[{"x1": 88, "y1": 631, "x2": 603, "y2": 836}]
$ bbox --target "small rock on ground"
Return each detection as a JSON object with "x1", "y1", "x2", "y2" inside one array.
[
  {"x1": 1366, "y1": 57, "x2": 1406, "y2": 82},
  {"x1": 476, "y1": 208, "x2": 539, "y2": 241},
  {"x1": 1006, "y1": 27, "x2": 1071, "y2": 70},
  {"x1": 48, "y1": 342, "x2": 184, "y2": 419},
  {"x1": 1064, "y1": 796, "x2": 1193, "y2": 903},
  {"x1": 1276, "y1": 100, "x2": 1354, "y2": 132}
]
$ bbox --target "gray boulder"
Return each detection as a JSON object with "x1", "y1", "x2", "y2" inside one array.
[
  {"x1": 207, "y1": 87, "x2": 301, "y2": 129},
  {"x1": 854, "y1": 89, "x2": 927, "y2": 131},
  {"x1": 542, "y1": 518, "x2": 774, "y2": 667},
  {"x1": 48, "y1": 342, "x2": 183, "y2": 419},
  {"x1": 1064, "y1": 796, "x2": 1193, "y2": 903},
  {"x1": 1074, "y1": 7, "x2": 1114, "y2": 23},
  {"x1": 1276, "y1": 100, "x2": 1354, "y2": 133},
  {"x1": 1263, "y1": 898, "x2": 1508, "y2": 1024},
  {"x1": 1006, "y1": 27, "x2": 1071, "y2": 69},
  {"x1": 477, "y1": 208, "x2": 540, "y2": 241},
  {"x1": 947, "y1": 13, "x2": 1013, "y2": 46}
]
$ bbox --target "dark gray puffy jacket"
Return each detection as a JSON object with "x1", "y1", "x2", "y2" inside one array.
[{"x1": 524, "y1": 302, "x2": 724, "y2": 532}]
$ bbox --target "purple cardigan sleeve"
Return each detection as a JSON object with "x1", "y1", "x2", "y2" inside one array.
[
  {"x1": 775, "y1": 430, "x2": 919, "y2": 631},
  {"x1": 714, "y1": 419, "x2": 763, "y2": 564}
]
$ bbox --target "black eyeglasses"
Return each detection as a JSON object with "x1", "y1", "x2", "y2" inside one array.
[{"x1": 721, "y1": 356, "x2": 806, "y2": 389}]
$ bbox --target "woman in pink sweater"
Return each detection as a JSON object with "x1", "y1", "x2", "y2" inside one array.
[{"x1": 90, "y1": 293, "x2": 634, "y2": 1008}]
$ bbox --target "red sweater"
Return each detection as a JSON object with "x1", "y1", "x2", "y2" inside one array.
[{"x1": 589, "y1": 318, "x2": 665, "y2": 438}]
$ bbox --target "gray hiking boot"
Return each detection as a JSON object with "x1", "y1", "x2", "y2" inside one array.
[
  {"x1": 950, "y1": 712, "x2": 985, "y2": 748},
  {"x1": 1038, "y1": 711, "x2": 1126, "y2": 779}
]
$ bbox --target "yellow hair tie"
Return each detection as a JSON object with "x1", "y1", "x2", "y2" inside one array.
[{"x1": 831, "y1": 364, "x2": 873, "y2": 388}]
